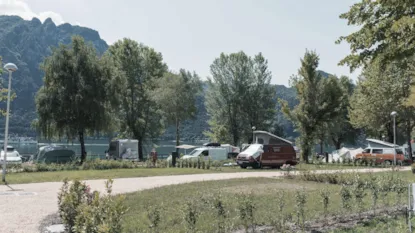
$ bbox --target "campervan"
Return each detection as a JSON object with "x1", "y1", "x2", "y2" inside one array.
[
  {"x1": 236, "y1": 131, "x2": 297, "y2": 169},
  {"x1": 107, "y1": 139, "x2": 139, "y2": 161}
]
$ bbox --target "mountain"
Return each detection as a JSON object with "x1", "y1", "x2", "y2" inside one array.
[
  {"x1": 0, "y1": 15, "x2": 302, "y2": 141},
  {"x1": 0, "y1": 15, "x2": 108, "y2": 136}
]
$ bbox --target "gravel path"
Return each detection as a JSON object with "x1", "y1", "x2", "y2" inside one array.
[{"x1": 0, "y1": 167, "x2": 409, "y2": 233}]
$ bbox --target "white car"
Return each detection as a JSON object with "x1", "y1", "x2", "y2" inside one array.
[{"x1": 0, "y1": 146, "x2": 22, "y2": 164}]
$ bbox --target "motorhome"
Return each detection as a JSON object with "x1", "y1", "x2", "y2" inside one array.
[
  {"x1": 236, "y1": 131, "x2": 297, "y2": 169},
  {"x1": 107, "y1": 139, "x2": 139, "y2": 161}
]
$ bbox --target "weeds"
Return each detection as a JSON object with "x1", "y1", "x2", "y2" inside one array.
[
  {"x1": 295, "y1": 189, "x2": 307, "y2": 230},
  {"x1": 319, "y1": 187, "x2": 330, "y2": 224},
  {"x1": 183, "y1": 200, "x2": 199, "y2": 233},
  {"x1": 147, "y1": 204, "x2": 163, "y2": 233},
  {"x1": 237, "y1": 192, "x2": 256, "y2": 233}
]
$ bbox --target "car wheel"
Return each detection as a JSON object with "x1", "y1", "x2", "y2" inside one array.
[{"x1": 240, "y1": 165, "x2": 247, "y2": 169}]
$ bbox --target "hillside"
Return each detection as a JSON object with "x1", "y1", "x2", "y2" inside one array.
[
  {"x1": 0, "y1": 15, "x2": 306, "y2": 141},
  {"x1": 0, "y1": 15, "x2": 108, "y2": 136}
]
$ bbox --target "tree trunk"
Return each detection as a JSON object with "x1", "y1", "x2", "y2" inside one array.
[
  {"x1": 335, "y1": 141, "x2": 341, "y2": 150},
  {"x1": 319, "y1": 139, "x2": 324, "y2": 155},
  {"x1": 175, "y1": 119, "x2": 180, "y2": 153},
  {"x1": 407, "y1": 122, "x2": 413, "y2": 161},
  {"x1": 78, "y1": 131, "x2": 86, "y2": 164},
  {"x1": 138, "y1": 138, "x2": 144, "y2": 161},
  {"x1": 300, "y1": 138, "x2": 310, "y2": 163}
]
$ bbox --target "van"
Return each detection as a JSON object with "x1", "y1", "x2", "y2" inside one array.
[
  {"x1": 355, "y1": 147, "x2": 404, "y2": 165},
  {"x1": 236, "y1": 131, "x2": 297, "y2": 169},
  {"x1": 177, "y1": 147, "x2": 228, "y2": 161}
]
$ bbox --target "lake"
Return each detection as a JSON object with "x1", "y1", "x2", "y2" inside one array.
[{"x1": 4, "y1": 139, "x2": 209, "y2": 159}]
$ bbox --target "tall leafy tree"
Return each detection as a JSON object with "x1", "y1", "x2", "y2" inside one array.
[
  {"x1": 326, "y1": 76, "x2": 359, "y2": 149},
  {"x1": 108, "y1": 38, "x2": 167, "y2": 160},
  {"x1": 35, "y1": 36, "x2": 116, "y2": 163},
  {"x1": 281, "y1": 51, "x2": 342, "y2": 163},
  {"x1": 153, "y1": 70, "x2": 202, "y2": 149},
  {"x1": 350, "y1": 59, "x2": 415, "y2": 155},
  {"x1": 205, "y1": 51, "x2": 276, "y2": 145},
  {"x1": 337, "y1": 0, "x2": 415, "y2": 71}
]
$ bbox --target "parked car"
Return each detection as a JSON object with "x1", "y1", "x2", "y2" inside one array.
[
  {"x1": 355, "y1": 147, "x2": 405, "y2": 165},
  {"x1": 236, "y1": 131, "x2": 297, "y2": 169},
  {"x1": 0, "y1": 145, "x2": 22, "y2": 164}
]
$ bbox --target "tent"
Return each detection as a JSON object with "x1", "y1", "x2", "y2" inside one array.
[{"x1": 330, "y1": 147, "x2": 363, "y2": 163}]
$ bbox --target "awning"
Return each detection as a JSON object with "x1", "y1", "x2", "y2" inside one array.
[{"x1": 176, "y1": 144, "x2": 197, "y2": 149}]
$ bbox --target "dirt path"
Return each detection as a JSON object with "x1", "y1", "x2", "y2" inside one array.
[{"x1": 0, "y1": 167, "x2": 409, "y2": 233}]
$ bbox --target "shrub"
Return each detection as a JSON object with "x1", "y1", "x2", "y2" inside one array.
[
  {"x1": 340, "y1": 184, "x2": 353, "y2": 213},
  {"x1": 182, "y1": 200, "x2": 199, "y2": 233},
  {"x1": 211, "y1": 193, "x2": 228, "y2": 233},
  {"x1": 319, "y1": 187, "x2": 330, "y2": 224},
  {"x1": 412, "y1": 163, "x2": 415, "y2": 174},
  {"x1": 146, "y1": 204, "x2": 163, "y2": 233},
  {"x1": 295, "y1": 189, "x2": 307, "y2": 230},
  {"x1": 58, "y1": 179, "x2": 127, "y2": 233},
  {"x1": 58, "y1": 179, "x2": 90, "y2": 232},
  {"x1": 237, "y1": 192, "x2": 256, "y2": 233}
]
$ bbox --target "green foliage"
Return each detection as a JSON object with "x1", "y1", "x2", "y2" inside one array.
[
  {"x1": 205, "y1": 51, "x2": 277, "y2": 145},
  {"x1": 182, "y1": 200, "x2": 199, "y2": 233},
  {"x1": 294, "y1": 189, "x2": 307, "y2": 229},
  {"x1": 237, "y1": 192, "x2": 256, "y2": 233},
  {"x1": 281, "y1": 50, "x2": 343, "y2": 162},
  {"x1": 153, "y1": 70, "x2": 202, "y2": 148},
  {"x1": 58, "y1": 179, "x2": 127, "y2": 233},
  {"x1": 337, "y1": 0, "x2": 415, "y2": 71},
  {"x1": 36, "y1": 36, "x2": 117, "y2": 163},
  {"x1": 146, "y1": 204, "x2": 163, "y2": 233},
  {"x1": 319, "y1": 187, "x2": 330, "y2": 222},
  {"x1": 349, "y1": 59, "x2": 415, "y2": 141},
  {"x1": 107, "y1": 38, "x2": 167, "y2": 160},
  {"x1": 58, "y1": 179, "x2": 87, "y2": 232},
  {"x1": 73, "y1": 179, "x2": 128, "y2": 233}
]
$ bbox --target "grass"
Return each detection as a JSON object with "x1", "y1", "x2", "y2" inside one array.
[
  {"x1": 121, "y1": 174, "x2": 409, "y2": 233},
  {"x1": 332, "y1": 216, "x2": 413, "y2": 233},
  {"x1": 3, "y1": 167, "x2": 245, "y2": 184},
  {"x1": 3, "y1": 161, "x2": 408, "y2": 184}
]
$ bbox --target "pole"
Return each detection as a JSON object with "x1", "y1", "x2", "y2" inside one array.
[
  {"x1": 409, "y1": 184, "x2": 412, "y2": 232},
  {"x1": 393, "y1": 116, "x2": 396, "y2": 166},
  {"x1": 2, "y1": 71, "x2": 12, "y2": 183}
]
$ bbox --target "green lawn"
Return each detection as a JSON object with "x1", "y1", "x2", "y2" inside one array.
[
  {"x1": 3, "y1": 167, "x2": 245, "y2": 184},
  {"x1": 2, "y1": 162, "x2": 402, "y2": 185},
  {"x1": 121, "y1": 175, "x2": 408, "y2": 233}
]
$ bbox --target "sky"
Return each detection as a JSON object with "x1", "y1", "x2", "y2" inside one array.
[{"x1": 0, "y1": 0, "x2": 361, "y2": 85}]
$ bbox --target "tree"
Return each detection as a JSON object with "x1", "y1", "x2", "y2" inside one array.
[
  {"x1": 281, "y1": 51, "x2": 343, "y2": 163},
  {"x1": 326, "y1": 76, "x2": 360, "y2": 149},
  {"x1": 205, "y1": 51, "x2": 277, "y2": 146},
  {"x1": 108, "y1": 38, "x2": 167, "y2": 160},
  {"x1": 349, "y1": 59, "x2": 415, "y2": 156},
  {"x1": 337, "y1": 0, "x2": 415, "y2": 71},
  {"x1": 153, "y1": 70, "x2": 202, "y2": 150},
  {"x1": 35, "y1": 36, "x2": 116, "y2": 163}
]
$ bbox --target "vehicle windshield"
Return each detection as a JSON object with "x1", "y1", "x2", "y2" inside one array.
[
  {"x1": 242, "y1": 144, "x2": 263, "y2": 156},
  {"x1": 189, "y1": 149, "x2": 203, "y2": 156}
]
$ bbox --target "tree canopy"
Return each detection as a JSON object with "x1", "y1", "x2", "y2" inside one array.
[
  {"x1": 153, "y1": 70, "x2": 202, "y2": 148},
  {"x1": 337, "y1": 0, "x2": 415, "y2": 71},
  {"x1": 35, "y1": 36, "x2": 116, "y2": 163},
  {"x1": 281, "y1": 50, "x2": 343, "y2": 162},
  {"x1": 205, "y1": 51, "x2": 277, "y2": 145},
  {"x1": 107, "y1": 38, "x2": 167, "y2": 160}
]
